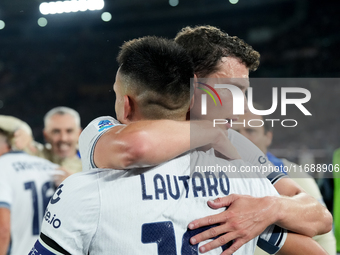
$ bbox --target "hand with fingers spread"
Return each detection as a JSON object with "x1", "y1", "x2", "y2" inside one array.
[{"x1": 188, "y1": 194, "x2": 280, "y2": 255}]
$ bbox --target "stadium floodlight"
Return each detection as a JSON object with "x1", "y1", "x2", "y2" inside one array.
[
  {"x1": 55, "y1": 3, "x2": 65, "y2": 14},
  {"x1": 39, "y1": 0, "x2": 105, "y2": 15},
  {"x1": 229, "y1": 0, "x2": 239, "y2": 4},
  {"x1": 38, "y1": 17, "x2": 48, "y2": 27},
  {"x1": 101, "y1": 12, "x2": 112, "y2": 22},
  {"x1": 169, "y1": 0, "x2": 179, "y2": 7},
  {"x1": 39, "y1": 3, "x2": 50, "y2": 15},
  {"x1": 88, "y1": 0, "x2": 104, "y2": 11},
  {"x1": 78, "y1": 0, "x2": 88, "y2": 12},
  {"x1": 0, "y1": 20, "x2": 5, "y2": 30}
]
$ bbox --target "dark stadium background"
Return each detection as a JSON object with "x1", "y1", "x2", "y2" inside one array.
[{"x1": 0, "y1": 0, "x2": 339, "y2": 171}]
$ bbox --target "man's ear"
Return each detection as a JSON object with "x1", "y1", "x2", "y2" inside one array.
[
  {"x1": 43, "y1": 129, "x2": 48, "y2": 142},
  {"x1": 77, "y1": 127, "x2": 83, "y2": 137},
  {"x1": 189, "y1": 74, "x2": 198, "y2": 110},
  {"x1": 123, "y1": 95, "x2": 133, "y2": 123}
]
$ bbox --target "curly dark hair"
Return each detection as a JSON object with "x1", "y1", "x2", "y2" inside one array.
[{"x1": 175, "y1": 25, "x2": 260, "y2": 77}]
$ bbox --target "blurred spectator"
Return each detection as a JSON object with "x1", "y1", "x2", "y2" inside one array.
[
  {"x1": 0, "y1": 127, "x2": 58, "y2": 255},
  {"x1": 0, "y1": 107, "x2": 82, "y2": 184},
  {"x1": 0, "y1": 115, "x2": 36, "y2": 153},
  {"x1": 39, "y1": 107, "x2": 82, "y2": 175},
  {"x1": 232, "y1": 109, "x2": 336, "y2": 255}
]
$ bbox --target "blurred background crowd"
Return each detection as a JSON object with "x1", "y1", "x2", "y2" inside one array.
[{"x1": 1, "y1": 0, "x2": 339, "y2": 145}]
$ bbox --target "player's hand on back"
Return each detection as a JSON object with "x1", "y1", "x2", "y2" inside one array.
[
  {"x1": 195, "y1": 122, "x2": 241, "y2": 160},
  {"x1": 187, "y1": 194, "x2": 279, "y2": 255},
  {"x1": 212, "y1": 129, "x2": 241, "y2": 160}
]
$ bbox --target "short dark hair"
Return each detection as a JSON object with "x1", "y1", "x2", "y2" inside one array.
[
  {"x1": 175, "y1": 25, "x2": 260, "y2": 77},
  {"x1": 117, "y1": 36, "x2": 194, "y2": 119}
]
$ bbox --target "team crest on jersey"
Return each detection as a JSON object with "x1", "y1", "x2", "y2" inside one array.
[{"x1": 97, "y1": 120, "x2": 115, "y2": 132}]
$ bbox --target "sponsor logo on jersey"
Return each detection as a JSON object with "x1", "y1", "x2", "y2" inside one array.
[
  {"x1": 258, "y1": 156, "x2": 267, "y2": 164},
  {"x1": 50, "y1": 184, "x2": 63, "y2": 204},
  {"x1": 44, "y1": 208, "x2": 62, "y2": 229},
  {"x1": 97, "y1": 120, "x2": 115, "y2": 132}
]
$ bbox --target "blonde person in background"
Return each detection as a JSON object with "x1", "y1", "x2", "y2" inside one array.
[
  {"x1": 231, "y1": 106, "x2": 336, "y2": 255},
  {"x1": 0, "y1": 115, "x2": 35, "y2": 152},
  {"x1": 0, "y1": 127, "x2": 58, "y2": 255}
]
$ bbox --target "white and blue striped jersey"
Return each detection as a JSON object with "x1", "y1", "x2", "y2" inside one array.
[
  {"x1": 0, "y1": 151, "x2": 57, "y2": 255},
  {"x1": 28, "y1": 117, "x2": 287, "y2": 255}
]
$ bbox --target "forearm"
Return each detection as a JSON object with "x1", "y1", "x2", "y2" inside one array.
[
  {"x1": 96, "y1": 119, "x2": 227, "y2": 169},
  {"x1": 277, "y1": 232, "x2": 327, "y2": 255},
  {"x1": 137, "y1": 120, "x2": 221, "y2": 164},
  {"x1": 0, "y1": 208, "x2": 10, "y2": 255},
  {"x1": 0, "y1": 235, "x2": 10, "y2": 255},
  {"x1": 274, "y1": 193, "x2": 333, "y2": 237}
]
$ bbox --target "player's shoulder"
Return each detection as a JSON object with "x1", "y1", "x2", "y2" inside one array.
[
  {"x1": 60, "y1": 170, "x2": 100, "y2": 190},
  {"x1": 82, "y1": 116, "x2": 122, "y2": 134},
  {"x1": 79, "y1": 116, "x2": 121, "y2": 142},
  {"x1": 45, "y1": 171, "x2": 101, "y2": 216},
  {"x1": 228, "y1": 128, "x2": 258, "y2": 150},
  {"x1": 228, "y1": 129, "x2": 269, "y2": 164},
  {"x1": 227, "y1": 128, "x2": 242, "y2": 139},
  {"x1": 51, "y1": 171, "x2": 101, "y2": 206},
  {"x1": 79, "y1": 116, "x2": 125, "y2": 170},
  {"x1": 79, "y1": 116, "x2": 123, "y2": 149}
]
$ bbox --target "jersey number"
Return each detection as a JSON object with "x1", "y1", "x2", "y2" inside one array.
[
  {"x1": 24, "y1": 181, "x2": 53, "y2": 235},
  {"x1": 142, "y1": 221, "x2": 232, "y2": 254}
]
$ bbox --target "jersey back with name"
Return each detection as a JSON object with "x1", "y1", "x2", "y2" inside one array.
[
  {"x1": 0, "y1": 152, "x2": 57, "y2": 255},
  {"x1": 35, "y1": 151, "x2": 286, "y2": 255}
]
